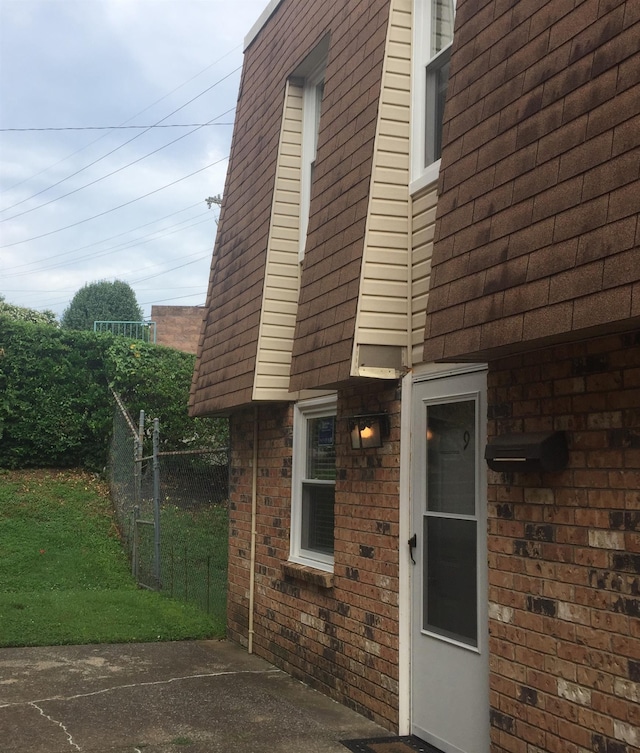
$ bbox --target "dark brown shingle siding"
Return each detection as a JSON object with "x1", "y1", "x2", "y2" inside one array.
[
  {"x1": 191, "y1": 0, "x2": 390, "y2": 413},
  {"x1": 289, "y1": 3, "x2": 390, "y2": 391},
  {"x1": 424, "y1": 0, "x2": 640, "y2": 363}
]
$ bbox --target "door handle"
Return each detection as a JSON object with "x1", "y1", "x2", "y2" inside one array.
[{"x1": 408, "y1": 533, "x2": 417, "y2": 565}]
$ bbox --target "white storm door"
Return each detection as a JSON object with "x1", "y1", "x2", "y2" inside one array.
[{"x1": 410, "y1": 370, "x2": 489, "y2": 753}]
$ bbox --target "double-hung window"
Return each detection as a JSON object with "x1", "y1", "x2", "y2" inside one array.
[
  {"x1": 412, "y1": 0, "x2": 456, "y2": 191},
  {"x1": 290, "y1": 396, "x2": 337, "y2": 571}
]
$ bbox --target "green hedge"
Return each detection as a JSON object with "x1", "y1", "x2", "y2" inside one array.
[
  {"x1": 0, "y1": 299, "x2": 57, "y2": 326},
  {"x1": 0, "y1": 318, "x2": 226, "y2": 470},
  {"x1": 104, "y1": 337, "x2": 227, "y2": 450}
]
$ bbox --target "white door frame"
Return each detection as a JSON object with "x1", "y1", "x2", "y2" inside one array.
[{"x1": 399, "y1": 363, "x2": 488, "y2": 750}]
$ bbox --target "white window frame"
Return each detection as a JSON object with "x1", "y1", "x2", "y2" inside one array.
[
  {"x1": 299, "y1": 62, "x2": 325, "y2": 261},
  {"x1": 410, "y1": 0, "x2": 456, "y2": 194},
  {"x1": 290, "y1": 394, "x2": 337, "y2": 571}
]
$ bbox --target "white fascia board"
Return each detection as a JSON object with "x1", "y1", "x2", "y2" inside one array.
[{"x1": 244, "y1": 0, "x2": 285, "y2": 50}]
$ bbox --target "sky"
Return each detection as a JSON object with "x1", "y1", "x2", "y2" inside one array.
[{"x1": 0, "y1": 0, "x2": 271, "y2": 320}]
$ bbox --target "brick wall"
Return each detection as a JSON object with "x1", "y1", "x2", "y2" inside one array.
[
  {"x1": 151, "y1": 305, "x2": 203, "y2": 354},
  {"x1": 487, "y1": 332, "x2": 640, "y2": 753},
  {"x1": 226, "y1": 382, "x2": 401, "y2": 730}
]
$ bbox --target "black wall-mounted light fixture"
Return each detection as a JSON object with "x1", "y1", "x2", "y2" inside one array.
[{"x1": 348, "y1": 413, "x2": 389, "y2": 449}]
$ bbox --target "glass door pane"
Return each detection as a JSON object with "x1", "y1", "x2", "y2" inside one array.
[
  {"x1": 427, "y1": 400, "x2": 475, "y2": 515},
  {"x1": 423, "y1": 398, "x2": 478, "y2": 646},
  {"x1": 424, "y1": 517, "x2": 477, "y2": 644}
]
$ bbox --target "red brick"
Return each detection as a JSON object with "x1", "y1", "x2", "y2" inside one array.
[{"x1": 486, "y1": 336, "x2": 639, "y2": 746}]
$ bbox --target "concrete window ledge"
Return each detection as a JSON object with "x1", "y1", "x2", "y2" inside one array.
[{"x1": 282, "y1": 562, "x2": 334, "y2": 589}]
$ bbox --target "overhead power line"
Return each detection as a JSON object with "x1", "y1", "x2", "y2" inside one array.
[
  {"x1": 0, "y1": 156, "x2": 227, "y2": 249},
  {"x1": 0, "y1": 44, "x2": 241, "y2": 197},
  {"x1": 139, "y1": 293, "x2": 206, "y2": 306},
  {"x1": 129, "y1": 253, "x2": 212, "y2": 284},
  {"x1": 1, "y1": 123, "x2": 234, "y2": 132},
  {"x1": 2, "y1": 217, "x2": 214, "y2": 279},
  {"x1": 0, "y1": 66, "x2": 240, "y2": 216},
  {"x1": 0, "y1": 200, "x2": 205, "y2": 273},
  {"x1": 1, "y1": 107, "x2": 235, "y2": 223}
]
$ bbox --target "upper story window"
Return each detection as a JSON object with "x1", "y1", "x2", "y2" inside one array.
[
  {"x1": 411, "y1": 0, "x2": 456, "y2": 193},
  {"x1": 299, "y1": 62, "x2": 325, "y2": 260}
]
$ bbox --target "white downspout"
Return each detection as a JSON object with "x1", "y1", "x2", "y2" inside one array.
[
  {"x1": 248, "y1": 406, "x2": 258, "y2": 653},
  {"x1": 398, "y1": 371, "x2": 413, "y2": 735}
]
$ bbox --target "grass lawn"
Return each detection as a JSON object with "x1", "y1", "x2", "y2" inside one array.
[
  {"x1": 160, "y1": 504, "x2": 228, "y2": 618},
  {"x1": 0, "y1": 468, "x2": 223, "y2": 647},
  {"x1": 131, "y1": 502, "x2": 229, "y2": 627}
]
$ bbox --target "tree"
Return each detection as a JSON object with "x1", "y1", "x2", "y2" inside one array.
[
  {"x1": 61, "y1": 280, "x2": 143, "y2": 331},
  {"x1": 0, "y1": 295, "x2": 57, "y2": 326}
]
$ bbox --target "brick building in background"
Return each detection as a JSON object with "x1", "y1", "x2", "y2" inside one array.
[
  {"x1": 151, "y1": 305, "x2": 204, "y2": 354},
  {"x1": 190, "y1": 1, "x2": 639, "y2": 752}
]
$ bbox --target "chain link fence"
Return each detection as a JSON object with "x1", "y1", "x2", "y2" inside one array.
[{"x1": 107, "y1": 390, "x2": 228, "y2": 629}]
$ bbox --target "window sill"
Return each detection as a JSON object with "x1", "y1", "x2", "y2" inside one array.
[
  {"x1": 409, "y1": 159, "x2": 441, "y2": 196},
  {"x1": 282, "y1": 562, "x2": 334, "y2": 589}
]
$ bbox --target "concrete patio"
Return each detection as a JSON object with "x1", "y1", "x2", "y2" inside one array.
[{"x1": 0, "y1": 639, "x2": 391, "y2": 752}]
